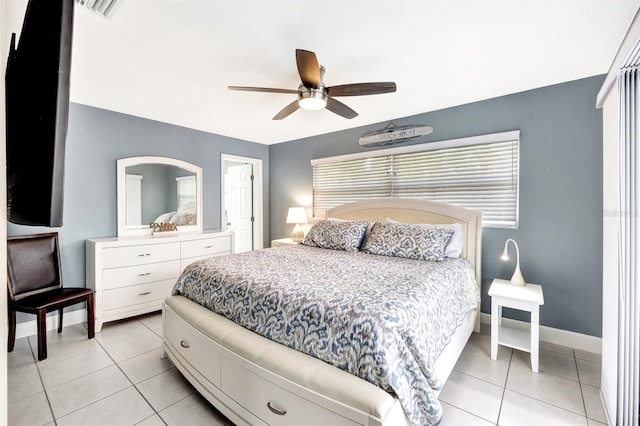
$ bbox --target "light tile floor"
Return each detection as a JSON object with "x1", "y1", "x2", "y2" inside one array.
[{"x1": 7, "y1": 314, "x2": 607, "y2": 426}]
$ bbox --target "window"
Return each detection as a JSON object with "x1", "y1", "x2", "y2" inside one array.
[
  {"x1": 311, "y1": 131, "x2": 519, "y2": 228},
  {"x1": 176, "y1": 176, "x2": 196, "y2": 210}
]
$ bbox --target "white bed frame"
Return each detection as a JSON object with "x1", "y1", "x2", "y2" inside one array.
[{"x1": 161, "y1": 198, "x2": 482, "y2": 426}]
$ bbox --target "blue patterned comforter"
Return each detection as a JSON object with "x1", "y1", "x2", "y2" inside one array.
[{"x1": 172, "y1": 244, "x2": 479, "y2": 425}]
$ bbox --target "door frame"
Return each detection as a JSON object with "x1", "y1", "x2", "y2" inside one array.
[{"x1": 221, "y1": 154, "x2": 264, "y2": 250}]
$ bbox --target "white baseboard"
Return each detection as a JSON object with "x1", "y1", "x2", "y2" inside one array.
[
  {"x1": 480, "y1": 313, "x2": 602, "y2": 354},
  {"x1": 15, "y1": 309, "x2": 87, "y2": 340}
]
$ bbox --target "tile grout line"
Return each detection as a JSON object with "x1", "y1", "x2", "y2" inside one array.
[
  {"x1": 27, "y1": 335, "x2": 58, "y2": 426},
  {"x1": 574, "y1": 347, "x2": 592, "y2": 423},
  {"x1": 33, "y1": 320, "x2": 163, "y2": 424},
  {"x1": 94, "y1": 319, "x2": 170, "y2": 425},
  {"x1": 495, "y1": 348, "x2": 514, "y2": 425}
]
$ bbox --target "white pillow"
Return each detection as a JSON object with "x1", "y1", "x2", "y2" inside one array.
[
  {"x1": 385, "y1": 218, "x2": 463, "y2": 258},
  {"x1": 154, "y1": 211, "x2": 176, "y2": 224}
]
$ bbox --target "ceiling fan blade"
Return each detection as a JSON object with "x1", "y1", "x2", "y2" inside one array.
[
  {"x1": 296, "y1": 49, "x2": 322, "y2": 88},
  {"x1": 273, "y1": 100, "x2": 300, "y2": 120},
  {"x1": 228, "y1": 86, "x2": 299, "y2": 94},
  {"x1": 326, "y1": 97, "x2": 358, "y2": 119},
  {"x1": 327, "y1": 82, "x2": 397, "y2": 97}
]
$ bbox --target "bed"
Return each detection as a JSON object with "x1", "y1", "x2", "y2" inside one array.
[{"x1": 161, "y1": 198, "x2": 482, "y2": 426}]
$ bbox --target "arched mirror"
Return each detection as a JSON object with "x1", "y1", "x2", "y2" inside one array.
[{"x1": 117, "y1": 156, "x2": 203, "y2": 237}]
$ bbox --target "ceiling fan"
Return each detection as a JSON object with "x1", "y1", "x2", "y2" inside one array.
[{"x1": 228, "y1": 49, "x2": 397, "y2": 120}]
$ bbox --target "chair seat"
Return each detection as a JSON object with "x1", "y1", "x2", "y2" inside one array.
[{"x1": 13, "y1": 287, "x2": 95, "y2": 313}]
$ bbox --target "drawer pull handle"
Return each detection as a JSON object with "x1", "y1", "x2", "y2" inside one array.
[
  {"x1": 267, "y1": 402, "x2": 287, "y2": 416},
  {"x1": 138, "y1": 291, "x2": 152, "y2": 296},
  {"x1": 204, "y1": 245, "x2": 214, "y2": 249},
  {"x1": 138, "y1": 272, "x2": 151, "y2": 276},
  {"x1": 180, "y1": 340, "x2": 190, "y2": 349},
  {"x1": 138, "y1": 253, "x2": 151, "y2": 257}
]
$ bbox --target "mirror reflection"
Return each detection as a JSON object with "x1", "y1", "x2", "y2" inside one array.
[{"x1": 124, "y1": 164, "x2": 197, "y2": 228}]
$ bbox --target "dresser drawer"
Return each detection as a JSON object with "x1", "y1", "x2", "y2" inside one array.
[
  {"x1": 102, "y1": 243, "x2": 180, "y2": 269},
  {"x1": 221, "y1": 358, "x2": 358, "y2": 426},
  {"x1": 103, "y1": 260, "x2": 181, "y2": 290},
  {"x1": 180, "y1": 252, "x2": 228, "y2": 273},
  {"x1": 164, "y1": 307, "x2": 221, "y2": 387},
  {"x1": 102, "y1": 279, "x2": 176, "y2": 311},
  {"x1": 181, "y1": 236, "x2": 231, "y2": 259}
]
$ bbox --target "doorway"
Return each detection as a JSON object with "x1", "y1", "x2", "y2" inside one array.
[{"x1": 221, "y1": 154, "x2": 263, "y2": 253}]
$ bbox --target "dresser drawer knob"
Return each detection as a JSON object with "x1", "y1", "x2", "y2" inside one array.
[
  {"x1": 204, "y1": 245, "x2": 214, "y2": 249},
  {"x1": 138, "y1": 291, "x2": 151, "y2": 296},
  {"x1": 138, "y1": 253, "x2": 151, "y2": 257},
  {"x1": 267, "y1": 402, "x2": 287, "y2": 416},
  {"x1": 138, "y1": 272, "x2": 151, "y2": 276},
  {"x1": 180, "y1": 340, "x2": 190, "y2": 349}
]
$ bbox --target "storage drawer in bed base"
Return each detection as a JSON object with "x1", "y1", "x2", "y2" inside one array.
[{"x1": 162, "y1": 301, "x2": 407, "y2": 426}]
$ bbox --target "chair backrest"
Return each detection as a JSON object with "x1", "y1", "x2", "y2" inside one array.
[{"x1": 7, "y1": 232, "x2": 63, "y2": 301}]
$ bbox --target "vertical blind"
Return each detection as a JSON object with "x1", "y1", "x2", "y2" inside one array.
[
  {"x1": 312, "y1": 131, "x2": 519, "y2": 228},
  {"x1": 617, "y1": 66, "x2": 640, "y2": 426}
]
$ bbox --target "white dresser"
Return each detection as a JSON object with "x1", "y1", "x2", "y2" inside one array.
[{"x1": 86, "y1": 230, "x2": 233, "y2": 333}]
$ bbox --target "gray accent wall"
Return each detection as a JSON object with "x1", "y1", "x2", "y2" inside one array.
[
  {"x1": 8, "y1": 103, "x2": 270, "y2": 322},
  {"x1": 269, "y1": 75, "x2": 604, "y2": 337}
]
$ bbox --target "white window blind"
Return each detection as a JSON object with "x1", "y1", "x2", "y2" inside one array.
[
  {"x1": 176, "y1": 176, "x2": 196, "y2": 209},
  {"x1": 311, "y1": 131, "x2": 519, "y2": 228}
]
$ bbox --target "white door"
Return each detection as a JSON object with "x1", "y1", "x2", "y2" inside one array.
[{"x1": 224, "y1": 164, "x2": 253, "y2": 253}]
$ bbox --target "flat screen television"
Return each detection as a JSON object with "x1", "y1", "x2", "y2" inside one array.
[{"x1": 5, "y1": 0, "x2": 74, "y2": 227}]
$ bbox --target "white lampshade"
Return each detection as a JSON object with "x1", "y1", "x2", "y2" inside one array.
[
  {"x1": 501, "y1": 238, "x2": 526, "y2": 286},
  {"x1": 286, "y1": 207, "x2": 307, "y2": 242},
  {"x1": 286, "y1": 207, "x2": 307, "y2": 224}
]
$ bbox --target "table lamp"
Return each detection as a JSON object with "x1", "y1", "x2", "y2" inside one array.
[
  {"x1": 501, "y1": 238, "x2": 525, "y2": 286},
  {"x1": 286, "y1": 207, "x2": 307, "y2": 242}
]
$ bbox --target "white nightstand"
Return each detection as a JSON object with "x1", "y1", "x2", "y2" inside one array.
[
  {"x1": 489, "y1": 278, "x2": 545, "y2": 372},
  {"x1": 271, "y1": 238, "x2": 299, "y2": 247}
]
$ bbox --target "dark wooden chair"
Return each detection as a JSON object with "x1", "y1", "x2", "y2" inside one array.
[{"x1": 7, "y1": 232, "x2": 95, "y2": 360}]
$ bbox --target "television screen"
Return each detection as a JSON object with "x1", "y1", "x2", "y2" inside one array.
[{"x1": 5, "y1": 0, "x2": 74, "y2": 227}]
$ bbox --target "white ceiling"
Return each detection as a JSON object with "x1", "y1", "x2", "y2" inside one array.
[{"x1": 5, "y1": 0, "x2": 639, "y2": 145}]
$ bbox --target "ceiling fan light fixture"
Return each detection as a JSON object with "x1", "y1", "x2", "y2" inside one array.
[{"x1": 298, "y1": 90, "x2": 327, "y2": 110}]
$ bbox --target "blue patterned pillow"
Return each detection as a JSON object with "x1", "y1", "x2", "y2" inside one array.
[
  {"x1": 302, "y1": 220, "x2": 370, "y2": 252},
  {"x1": 363, "y1": 221, "x2": 455, "y2": 261}
]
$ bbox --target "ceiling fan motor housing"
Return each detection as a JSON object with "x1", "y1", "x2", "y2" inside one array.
[{"x1": 298, "y1": 86, "x2": 328, "y2": 110}]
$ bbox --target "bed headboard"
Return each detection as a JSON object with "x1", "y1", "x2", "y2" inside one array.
[{"x1": 326, "y1": 198, "x2": 482, "y2": 302}]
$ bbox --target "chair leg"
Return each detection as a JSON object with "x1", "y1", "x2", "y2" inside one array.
[
  {"x1": 57, "y1": 308, "x2": 63, "y2": 333},
  {"x1": 8, "y1": 308, "x2": 16, "y2": 353},
  {"x1": 87, "y1": 294, "x2": 95, "y2": 339},
  {"x1": 36, "y1": 309, "x2": 47, "y2": 361}
]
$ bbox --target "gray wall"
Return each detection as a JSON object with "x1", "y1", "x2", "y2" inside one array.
[
  {"x1": 8, "y1": 103, "x2": 270, "y2": 321},
  {"x1": 127, "y1": 164, "x2": 172, "y2": 224},
  {"x1": 269, "y1": 75, "x2": 604, "y2": 337}
]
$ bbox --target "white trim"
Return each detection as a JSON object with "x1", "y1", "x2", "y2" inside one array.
[
  {"x1": 0, "y1": 0, "x2": 8, "y2": 422},
  {"x1": 117, "y1": 156, "x2": 204, "y2": 237},
  {"x1": 220, "y1": 154, "x2": 264, "y2": 250},
  {"x1": 15, "y1": 309, "x2": 88, "y2": 340},
  {"x1": 311, "y1": 130, "x2": 520, "y2": 165},
  {"x1": 480, "y1": 313, "x2": 602, "y2": 354},
  {"x1": 597, "y1": 8, "x2": 640, "y2": 108}
]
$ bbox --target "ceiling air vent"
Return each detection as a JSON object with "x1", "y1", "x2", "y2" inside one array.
[{"x1": 76, "y1": 0, "x2": 123, "y2": 18}]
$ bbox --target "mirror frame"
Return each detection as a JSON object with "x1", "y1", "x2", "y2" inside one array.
[{"x1": 116, "y1": 156, "x2": 203, "y2": 237}]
